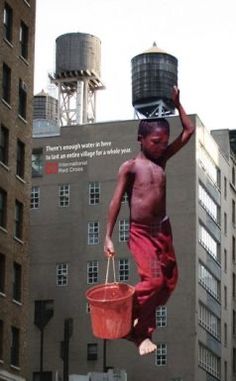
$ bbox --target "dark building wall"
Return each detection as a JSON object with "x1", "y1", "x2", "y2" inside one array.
[{"x1": 0, "y1": 1, "x2": 36, "y2": 380}]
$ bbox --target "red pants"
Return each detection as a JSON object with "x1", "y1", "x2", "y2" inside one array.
[{"x1": 127, "y1": 217, "x2": 178, "y2": 345}]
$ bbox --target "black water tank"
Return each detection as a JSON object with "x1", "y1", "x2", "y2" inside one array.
[{"x1": 131, "y1": 43, "x2": 178, "y2": 116}]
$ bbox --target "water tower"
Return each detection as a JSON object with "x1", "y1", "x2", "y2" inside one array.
[
  {"x1": 131, "y1": 43, "x2": 178, "y2": 118},
  {"x1": 50, "y1": 32, "x2": 105, "y2": 126}
]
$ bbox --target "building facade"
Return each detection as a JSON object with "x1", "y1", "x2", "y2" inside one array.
[
  {"x1": 29, "y1": 115, "x2": 236, "y2": 381},
  {"x1": 0, "y1": 1, "x2": 36, "y2": 381}
]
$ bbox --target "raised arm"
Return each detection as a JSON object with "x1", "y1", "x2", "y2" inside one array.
[
  {"x1": 104, "y1": 161, "x2": 132, "y2": 257},
  {"x1": 165, "y1": 86, "x2": 195, "y2": 160}
]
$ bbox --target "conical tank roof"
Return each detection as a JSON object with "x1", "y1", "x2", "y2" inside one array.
[
  {"x1": 35, "y1": 89, "x2": 47, "y2": 97},
  {"x1": 143, "y1": 42, "x2": 166, "y2": 54}
]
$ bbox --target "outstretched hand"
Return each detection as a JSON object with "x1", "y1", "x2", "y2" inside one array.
[{"x1": 171, "y1": 85, "x2": 180, "y2": 108}]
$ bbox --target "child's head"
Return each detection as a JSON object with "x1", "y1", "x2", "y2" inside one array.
[
  {"x1": 137, "y1": 118, "x2": 170, "y2": 160},
  {"x1": 137, "y1": 118, "x2": 170, "y2": 141}
]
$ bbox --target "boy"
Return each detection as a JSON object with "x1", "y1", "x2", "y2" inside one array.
[{"x1": 104, "y1": 86, "x2": 195, "y2": 355}]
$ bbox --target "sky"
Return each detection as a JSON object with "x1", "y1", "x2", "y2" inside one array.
[{"x1": 34, "y1": 0, "x2": 236, "y2": 130}]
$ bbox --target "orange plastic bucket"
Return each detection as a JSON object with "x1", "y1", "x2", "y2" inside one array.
[{"x1": 86, "y1": 282, "x2": 135, "y2": 339}]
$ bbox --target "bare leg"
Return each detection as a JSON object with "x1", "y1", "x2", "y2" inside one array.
[{"x1": 139, "y1": 338, "x2": 157, "y2": 356}]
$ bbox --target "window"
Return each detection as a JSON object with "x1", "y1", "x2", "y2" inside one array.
[
  {"x1": 198, "y1": 183, "x2": 218, "y2": 222},
  {"x1": 0, "y1": 254, "x2": 6, "y2": 294},
  {"x1": 87, "y1": 260, "x2": 98, "y2": 284},
  {"x1": 224, "y1": 323, "x2": 227, "y2": 347},
  {"x1": 199, "y1": 224, "x2": 219, "y2": 262},
  {"x1": 198, "y1": 263, "x2": 220, "y2": 301},
  {"x1": 224, "y1": 212, "x2": 227, "y2": 235},
  {"x1": 224, "y1": 249, "x2": 227, "y2": 273},
  {"x1": 199, "y1": 343, "x2": 220, "y2": 379},
  {"x1": 13, "y1": 262, "x2": 22, "y2": 302},
  {"x1": 224, "y1": 285, "x2": 227, "y2": 309},
  {"x1": 88, "y1": 222, "x2": 99, "y2": 245},
  {"x1": 199, "y1": 302, "x2": 220, "y2": 340},
  {"x1": 32, "y1": 149, "x2": 43, "y2": 177},
  {"x1": 0, "y1": 320, "x2": 3, "y2": 360},
  {"x1": 2, "y1": 63, "x2": 11, "y2": 104},
  {"x1": 19, "y1": 21, "x2": 28, "y2": 60},
  {"x1": 224, "y1": 361, "x2": 228, "y2": 381},
  {"x1": 3, "y1": 3, "x2": 13, "y2": 42},
  {"x1": 33, "y1": 372, "x2": 52, "y2": 381},
  {"x1": 56, "y1": 263, "x2": 68, "y2": 286},
  {"x1": 198, "y1": 145, "x2": 220, "y2": 187},
  {"x1": 118, "y1": 258, "x2": 129, "y2": 281},
  {"x1": 119, "y1": 219, "x2": 129, "y2": 242},
  {"x1": 31, "y1": 186, "x2": 40, "y2": 209},
  {"x1": 0, "y1": 124, "x2": 9, "y2": 165},
  {"x1": 0, "y1": 188, "x2": 7, "y2": 229},
  {"x1": 233, "y1": 310, "x2": 236, "y2": 336},
  {"x1": 233, "y1": 273, "x2": 236, "y2": 299},
  {"x1": 14, "y1": 200, "x2": 23, "y2": 240},
  {"x1": 89, "y1": 182, "x2": 100, "y2": 205},
  {"x1": 59, "y1": 184, "x2": 70, "y2": 207},
  {"x1": 233, "y1": 167, "x2": 236, "y2": 186},
  {"x1": 155, "y1": 343, "x2": 167, "y2": 366},
  {"x1": 18, "y1": 79, "x2": 27, "y2": 119},
  {"x1": 16, "y1": 139, "x2": 25, "y2": 178},
  {"x1": 233, "y1": 199, "x2": 236, "y2": 225},
  {"x1": 122, "y1": 193, "x2": 128, "y2": 204},
  {"x1": 11, "y1": 326, "x2": 20, "y2": 367},
  {"x1": 233, "y1": 236, "x2": 236, "y2": 263},
  {"x1": 87, "y1": 343, "x2": 98, "y2": 360},
  {"x1": 156, "y1": 306, "x2": 167, "y2": 328},
  {"x1": 233, "y1": 348, "x2": 236, "y2": 374},
  {"x1": 224, "y1": 176, "x2": 227, "y2": 199}
]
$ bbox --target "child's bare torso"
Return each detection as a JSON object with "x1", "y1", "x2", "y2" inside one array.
[{"x1": 126, "y1": 156, "x2": 166, "y2": 225}]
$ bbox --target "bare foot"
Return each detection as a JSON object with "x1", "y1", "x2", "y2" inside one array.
[{"x1": 139, "y1": 338, "x2": 157, "y2": 356}]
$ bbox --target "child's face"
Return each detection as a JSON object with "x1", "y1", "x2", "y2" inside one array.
[{"x1": 140, "y1": 127, "x2": 169, "y2": 160}]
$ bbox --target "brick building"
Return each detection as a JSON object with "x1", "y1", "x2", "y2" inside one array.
[{"x1": 0, "y1": 1, "x2": 36, "y2": 381}]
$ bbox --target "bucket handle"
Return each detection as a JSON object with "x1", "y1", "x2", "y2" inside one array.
[{"x1": 105, "y1": 256, "x2": 117, "y2": 284}]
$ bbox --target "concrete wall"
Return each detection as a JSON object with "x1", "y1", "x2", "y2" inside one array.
[{"x1": 29, "y1": 116, "x2": 198, "y2": 381}]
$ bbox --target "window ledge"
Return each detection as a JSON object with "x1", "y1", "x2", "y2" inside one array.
[
  {"x1": 19, "y1": 55, "x2": 29, "y2": 66},
  {"x1": 13, "y1": 236, "x2": 24, "y2": 245},
  {"x1": 230, "y1": 182, "x2": 236, "y2": 192},
  {"x1": 18, "y1": 114, "x2": 27, "y2": 124},
  {"x1": 23, "y1": 0, "x2": 31, "y2": 7},
  {"x1": 0, "y1": 161, "x2": 9, "y2": 171},
  {"x1": 10, "y1": 365, "x2": 20, "y2": 371},
  {"x1": 0, "y1": 226, "x2": 8, "y2": 234},
  {"x1": 3, "y1": 37, "x2": 13, "y2": 48},
  {"x1": 16, "y1": 175, "x2": 26, "y2": 184},
  {"x1": 30, "y1": 206, "x2": 40, "y2": 211},
  {"x1": 1, "y1": 98, "x2": 11, "y2": 109},
  {"x1": 12, "y1": 299, "x2": 22, "y2": 306}
]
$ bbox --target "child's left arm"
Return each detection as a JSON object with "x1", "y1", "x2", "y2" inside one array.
[{"x1": 164, "y1": 86, "x2": 195, "y2": 160}]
